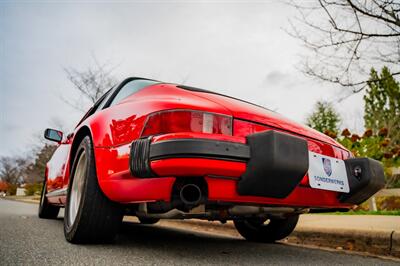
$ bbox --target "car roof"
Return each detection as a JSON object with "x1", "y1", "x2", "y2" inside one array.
[{"x1": 123, "y1": 77, "x2": 273, "y2": 112}]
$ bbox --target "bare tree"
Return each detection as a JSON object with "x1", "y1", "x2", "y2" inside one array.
[
  {"x1": 288, "y1": 0, "x2": 400, "y2": 94},
  {"x1": 0, "y1": 156, "x2": 27, "y2": 185},
  {"x1": 24, "y1": 144, "x2": 57, "y2": 184},
  {"x1": 62, "y1": 57, "x2": 118, "y2": 112}
]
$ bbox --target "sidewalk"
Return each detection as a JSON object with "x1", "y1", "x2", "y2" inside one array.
[
  {"x1": 298, "y1": 214, "x2": 400, "y2": 232},
  {"x1": 157, "y1": 214, "x2": 400, "y2": 258}
]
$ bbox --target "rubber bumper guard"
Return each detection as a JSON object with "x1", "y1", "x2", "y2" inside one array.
[
  {"x1": 237, "y1": 131, "x2": 309, "y2": 198},
  {"x1": 340, "y1": 158, "x2": 385, "y2": 204}
]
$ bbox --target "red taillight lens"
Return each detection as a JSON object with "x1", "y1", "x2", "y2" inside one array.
[
  {"x1": 233, "y1": 119, "x2": 270, "y2": 137},
  {"x1": 141, "y1": 110, "x2": 233, "y2": 137}
]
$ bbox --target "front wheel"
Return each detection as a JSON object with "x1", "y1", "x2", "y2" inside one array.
[
  {"x1": 64, "y1": 136, "x2": 123, "y2": 243},
  {"x1": 234, "y1": 215, "x2": 299, "y2": 243}
]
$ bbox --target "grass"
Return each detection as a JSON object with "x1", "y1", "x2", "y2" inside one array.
[
  {"x1": 5, "y1": 195, "x2": 40, "y2": 201},
  {"x1": 325, "y1": 210, "x2": 400, "y2": 216}
]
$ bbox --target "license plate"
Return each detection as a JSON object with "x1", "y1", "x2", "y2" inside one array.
[{"x1": 308, "y1": 152, "x2": 350, "y2": 193}]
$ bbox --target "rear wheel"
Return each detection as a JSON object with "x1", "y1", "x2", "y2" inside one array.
[
  {"x1": 64, "y1": 136, "x2": 123, "y2": 243},
  {"x1": 234, "y1": 215, "x2": 299, "y2": 243},
  {"x1": 38, "y1": 180, "x2": 60, "y2": 219}
]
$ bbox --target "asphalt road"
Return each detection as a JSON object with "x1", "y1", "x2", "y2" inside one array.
[{"x1": 0, "y1": 199, "x2": 397, "y2": 265}]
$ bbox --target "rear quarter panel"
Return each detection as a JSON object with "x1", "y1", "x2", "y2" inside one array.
[
  {"x1": 88, "y1": 84, "x2": 231, "y2": 148},
  {"x1": 76, "y1": 84, "x2": 231, "y2": 197}
]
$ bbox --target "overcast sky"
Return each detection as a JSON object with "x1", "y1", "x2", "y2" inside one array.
[{"x1": 0, "y1": 1, "x2": 365, "y2": 157}]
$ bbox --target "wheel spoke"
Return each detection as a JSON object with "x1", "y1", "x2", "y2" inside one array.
[{"x1": 68, "y1": 151, "x2": 87, "y2": 226}]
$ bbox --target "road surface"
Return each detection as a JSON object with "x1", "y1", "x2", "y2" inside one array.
[{"x1": 0, "y1": 199, "x2": 397, "y2": 265}]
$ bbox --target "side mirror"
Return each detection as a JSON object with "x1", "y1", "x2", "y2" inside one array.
[{"x1": 44, "y1": 128, "x2": 63, "y2": 143}]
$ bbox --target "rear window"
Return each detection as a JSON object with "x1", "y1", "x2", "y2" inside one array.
[{"x1": 109, "y1": 79, "x2": 160, "y2": 107}]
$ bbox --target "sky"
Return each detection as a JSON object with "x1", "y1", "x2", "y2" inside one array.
[{"x1": 0, "y1": 1, "x2": 365, "y2": 157}]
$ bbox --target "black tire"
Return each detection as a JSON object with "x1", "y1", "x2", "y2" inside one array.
[
  {"x1": 38, "y1": 180, "x2": 60, "y2": 219},
  {"x1": 138, "y1": 217, "x2": 160, "y2": 225},
  {"x1": 234, "y1": 215, "x2": 299, "y2": 243},
  {"x1": 64, "y1": 136, "x2": 123, "y2": 244}
]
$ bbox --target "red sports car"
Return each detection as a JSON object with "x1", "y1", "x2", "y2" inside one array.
[{"x1": 39, "y1": 77, "x2": 385, "y2": 243}]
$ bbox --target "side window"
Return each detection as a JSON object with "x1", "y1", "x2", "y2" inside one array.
[{"x1": 108, "y1": 79, "x2": 159, "y2": 107}]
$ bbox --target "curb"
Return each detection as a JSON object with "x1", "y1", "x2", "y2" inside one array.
[
  {"x1": 161, "y1": 219, "x2": 399, "y2": 258},
  {"x1": 290, "y1": 227, "x2": 399, "y2": 258},
  {"x1": 393, "y1": 231, "x2": 400, "y2": 256},
  {"x1": 3, "y1": 197, "x2": 40, "y2": 204}
]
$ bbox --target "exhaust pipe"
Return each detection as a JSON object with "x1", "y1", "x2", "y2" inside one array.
[
  {"x1": 179, "y1": 184, "x2": 202, "y2": 206},
  {"x1": 228, "y1": 206, "x2": 299, "y2": 216}
]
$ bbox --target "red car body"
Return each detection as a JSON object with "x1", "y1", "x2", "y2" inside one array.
[{"x1": 41, "y1": 77, "x2": 384, "y2": 243}]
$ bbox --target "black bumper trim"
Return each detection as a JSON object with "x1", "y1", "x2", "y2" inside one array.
[
  {"x1": 130, "y1": 138, "x2": 250, "y2": 178},
  {"x1": 149, "y1": 139, "x2": 250, "y2": 161},
  {"x1": 340, "y1": 157, "x2": 385, "y2": 204},
  {"x1": 237, "y1": 130, "x2": 309, "y2": 198}
]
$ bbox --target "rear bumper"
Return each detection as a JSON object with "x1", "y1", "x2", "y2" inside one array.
[{"x1": 128, "y1": 130, "x2": 385, "y2": 207}]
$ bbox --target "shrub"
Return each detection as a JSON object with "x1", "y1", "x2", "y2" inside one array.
[
  {"x1": 338, "y1": 128, "x2": 400, "y2": 188},
  {"x1": 24, "y1": 183, "x2": 43, "y2": 196},
  {"x1": 356, "y1": 196, "x2": 400, "y2": 211},
  {"x1": 7, "y1": 184, "x2": 17, "y2": 195},
  {"x1": 0, "y1": 181, "x2": 9, "y2": 192}
]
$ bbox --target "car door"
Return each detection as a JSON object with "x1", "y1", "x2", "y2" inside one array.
[{"x1": 46, "y1": 142, "x2": 71, "y2": 192}]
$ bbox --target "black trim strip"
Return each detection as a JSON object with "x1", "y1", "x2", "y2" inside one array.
[
  {"x1": 207, "y1": 175, "x2": 239, "y2": 180},
  {"x1": 149, "y1": 139, "x2": 250, "y2": 161}
]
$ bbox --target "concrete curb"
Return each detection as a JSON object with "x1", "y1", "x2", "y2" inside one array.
[
  {"x1": 393, "y1": 231, "x2": 400, "y2": 257},
  {"x1": 161, "y1": 219, "x2": 399, "y2": 258},
  {"x1": 290, "y1": 227, "x2": 399, "y2": 258}
]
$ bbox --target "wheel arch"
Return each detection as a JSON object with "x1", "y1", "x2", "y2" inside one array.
[{"x1": 69, "y1": 125, "x2": 93, "y2": 173}]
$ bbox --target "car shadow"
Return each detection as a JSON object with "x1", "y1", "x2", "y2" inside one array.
[
  {"x1": 43, "y1": 216, "x2": 392, "y2": 264},
  {"x1": 119, "y1": 220, "x2": 241, "y2": 245}
]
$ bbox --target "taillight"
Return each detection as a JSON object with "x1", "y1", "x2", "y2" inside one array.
[
  {"x1": 141, "y1": 110, "x2": 233, "y2": 137},
  {"x1": 233, "y1": 119, "x2": 270, "y2": 137}
]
